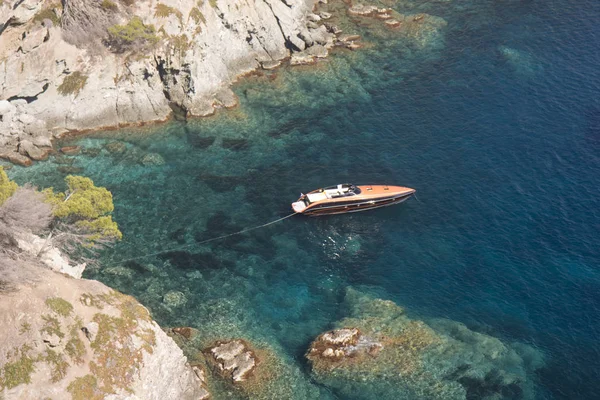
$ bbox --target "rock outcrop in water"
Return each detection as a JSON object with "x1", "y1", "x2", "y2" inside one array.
[
  {"x1": 168, "y1": 326, "x2": 328, "y2": 399},
  {"x1": 306, "y1": 288, "x2": 545, "y2": 400},
  {"x1": 209, "y1": 339, "x2": 258, "y2": 382}
]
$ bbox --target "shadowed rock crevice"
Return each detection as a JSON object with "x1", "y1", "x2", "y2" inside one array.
[{"x1": 7, "y1": 82, "x2": 49, "y2": 103}]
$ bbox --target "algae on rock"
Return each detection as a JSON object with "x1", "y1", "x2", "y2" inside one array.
[
  {"x1": 306, "y1": 288, "x2": 545, "y2": 400},
  {"x1": 0, "y1": 270, "x2": 207, "y2": 399}
]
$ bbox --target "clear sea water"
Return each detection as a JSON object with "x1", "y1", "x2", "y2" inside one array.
[{"x1": 6, "y1": 0, "x2": 600, "y2": 398}]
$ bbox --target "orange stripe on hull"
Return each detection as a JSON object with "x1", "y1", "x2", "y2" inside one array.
[{"x1": 292, "y1": 184, "x2": 415, "y2": 216}]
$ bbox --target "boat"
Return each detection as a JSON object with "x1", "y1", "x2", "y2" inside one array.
[{"x1": 291, "y1": 183, "x2": 415, "y2": 216}]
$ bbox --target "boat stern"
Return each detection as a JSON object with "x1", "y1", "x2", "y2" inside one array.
[{"x1": 291, "y1": 200, "x2": 307, "y2": 213}]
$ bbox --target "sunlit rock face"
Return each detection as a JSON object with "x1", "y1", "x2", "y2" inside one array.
[
  {"x1": 0, "y1": 269, "x2": 207, "y2": 399},
  {"x1": 306, "y1": 288, "x2": 545, "y2": 400},
  {"x1": 0, "y1": 0, "x2": 451, "y2": 166},
  {"x1": 0, "y1": 0, "x2": 334, "y2": 164}
]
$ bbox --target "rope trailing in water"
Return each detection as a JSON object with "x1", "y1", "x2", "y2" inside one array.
[{"x1": 106, "y1": 212, "x2": 298, "y2": 267}]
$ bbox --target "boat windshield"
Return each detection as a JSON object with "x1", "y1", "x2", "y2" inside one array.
[{"x1": 321, "y1": 184, "x2": 361, "y2": 198}]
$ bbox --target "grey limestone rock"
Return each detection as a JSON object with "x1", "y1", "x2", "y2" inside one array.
[
  {"x1": 210, "y1": 340, "x2": 257, "y2": 382},
  {"x1": 0, "y1": 0, "x2": 334, "y2": 165}
]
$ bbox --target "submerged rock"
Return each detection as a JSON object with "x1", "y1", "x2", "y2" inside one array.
[
  {"x1": 348, "y1": 4, "x2": 380, "y2": 16},
  {"x1": 306, "y1": 288, "x2": 545, "y2": 400},
  {"x1": 209, "y1": 339, "x2": 257, "y2": 382},
  {"x1": 60, "y1": 146, "x2": 81, "y2": 155},
  {"x1": 168, "y1": 327, "x2": 329, "y2": 399},
  {"x1": 498, "y1": 45, "x2": 542, "y2": 76},
  {"x1": 104, "y1": 141, "x2": 127, "y2": 155},
  {"x1": 163, "y1": 290, "x2": 187, "y2": 308},
  {"x1": 171, "y1": 327, "x2": 197, "y2": 340},
  {"x1": 140, "y1": 152, "x2": 166, "y2": 166},
  {"x1": 57, "y1": 165, "x2": 84, "y2": 174}
]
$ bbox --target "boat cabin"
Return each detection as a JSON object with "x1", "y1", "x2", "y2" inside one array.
[{"x1": 304, "y1": 184, "x2": 361, "y2": 204}]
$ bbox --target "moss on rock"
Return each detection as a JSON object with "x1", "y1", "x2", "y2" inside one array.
[
  {"x1": 45, "y1": 297, "x2": 74, "y2": 317},
  {"x1": 306, "y1": 288, "x2": 545, "y2": 400},
  {"x1": 43, "y1": 349, "x2": 69, "y2": 383},
  {"x1": 67, "y1": 374, "x2": 102, "y2": 400},
  {"x1": 0, "y1": 346, "x2": 35, "y2": 389},
  {"x1": 57, "y1": 72, "x2": 88, "y2": 97},
  {"x1": 40, "y1": 314, "x2": 64, "y2": 339}
]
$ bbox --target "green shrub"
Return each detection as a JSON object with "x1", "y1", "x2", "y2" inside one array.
[
  {"x1": 100, "y1": 0, "x2": 118, "y2": 11},
  {"x1": 45, "y1": 297, "x2": 74, "y2": 317},
  {"x1": 57, "y1": 72, "x2": 88, "y2": 97},
  {"x1": 0, "y1": 347, "x2": 35, "y2": 389},
  {"x1": 67, "y1": 375, "x2": 100, "y2": 400},
  {"x1": 189, "y1": 7, "x2": 206, "y2": 27},
  {"x1": 170, "y1": 34, "x2": 191, "y2": 58},
  {"x1": 33, "y1": 8, "x2": 61, "y2": 26},
  {"x1": 0, "y1": 167, "x2": 17, "y2": 206},
  {"x1": 209, "y1": 0, "x2": 218, "y2": 8},
  {"x1": 155, "y1": 3, "x2": 182, "y2": 24},
  {"x1": 44, "y1": 175, "x2": 122, "y2": 244},
  {"x1": 40, "y1": 315, "x2": 64, "y2": 339},
  {"x1": 65, "y1": 327, "x2": 86, "y2": 364},
  {"x1": 43, "y1": 350, "x2": 69, "y2": 383},
  {"x1": 107, "y1": 17, "x2": 159, "y2": 53},
  {"x1": 76, "y1": 216, "x2": 122, "y2": 241},
  {"x1": 46, "y1": 176, "x2": 114, "y2": 220}
]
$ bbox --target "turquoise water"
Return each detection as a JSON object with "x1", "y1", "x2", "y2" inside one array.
[{"x1": 7, "y1": 0, "x2": 600, "y2": 398}]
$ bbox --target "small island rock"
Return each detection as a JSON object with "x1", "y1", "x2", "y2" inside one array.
[{"x1": 306, "y1": 288, "x2": 545, "y2": 400}]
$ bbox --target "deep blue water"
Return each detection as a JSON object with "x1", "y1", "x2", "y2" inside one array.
[{"x1": 7, "y1": 0, "x2": 600, "y2": 398}]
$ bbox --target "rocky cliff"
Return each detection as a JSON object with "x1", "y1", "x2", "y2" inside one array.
[
  {"x1": 0, "y1": 0, "x2": 334, "y2": 165},
  {"x1": 0, "y1": 0, "x2": 450, "y2": 166},
  {"x1": 0, "y1": 267, "x2": 210, "y2": 399}
]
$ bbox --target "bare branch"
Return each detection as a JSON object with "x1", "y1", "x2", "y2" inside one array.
[
  {"x1": 0, "y1": 255, "x2": 42, "y2": 293},
  {"x1": 0, "y1": 186, "x2": 53, "y2": 233}
]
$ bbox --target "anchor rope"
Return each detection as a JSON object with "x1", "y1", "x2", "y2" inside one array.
[{"x1": 105, "y1": 212, "x2": 298, "y2": 267}]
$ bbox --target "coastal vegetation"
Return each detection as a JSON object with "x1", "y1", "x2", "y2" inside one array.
[
  {"x1": 189, "y1": 7, "x2": 206, "y2": 25},
  {"x1": 57, "y1": 72, "x2": 88, "y2": 97},
  {"x1": 100, "y1": 0, "x2": 118, "y2": 12},
  {"x1": 44, "y1": 175, "x2": 123, "y2": 246},
  {"x1": 45, "y1": 297, "x2": 74, "y2": 317},
  {"x1": 0, "y1": 171, "x2": 121, "y2": 273},
  {"x1": 155, "y1": 3, "x2": 183, "y2": 25},
  {"x1": 0, "y1": 345, "x2": 35, "y2": 389},
  {"x1": 106, "y1": 17, "x2": 159, "y2": 53},
  {"x1": 0, "y1": 167, "x2": 18, "y2": 205},
  {"x1": 33, "y1": 7, "x2": 61, "y2": 26},
  {"x1": 170, "y1": 34, "x2": 191, "y2": 58}
]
